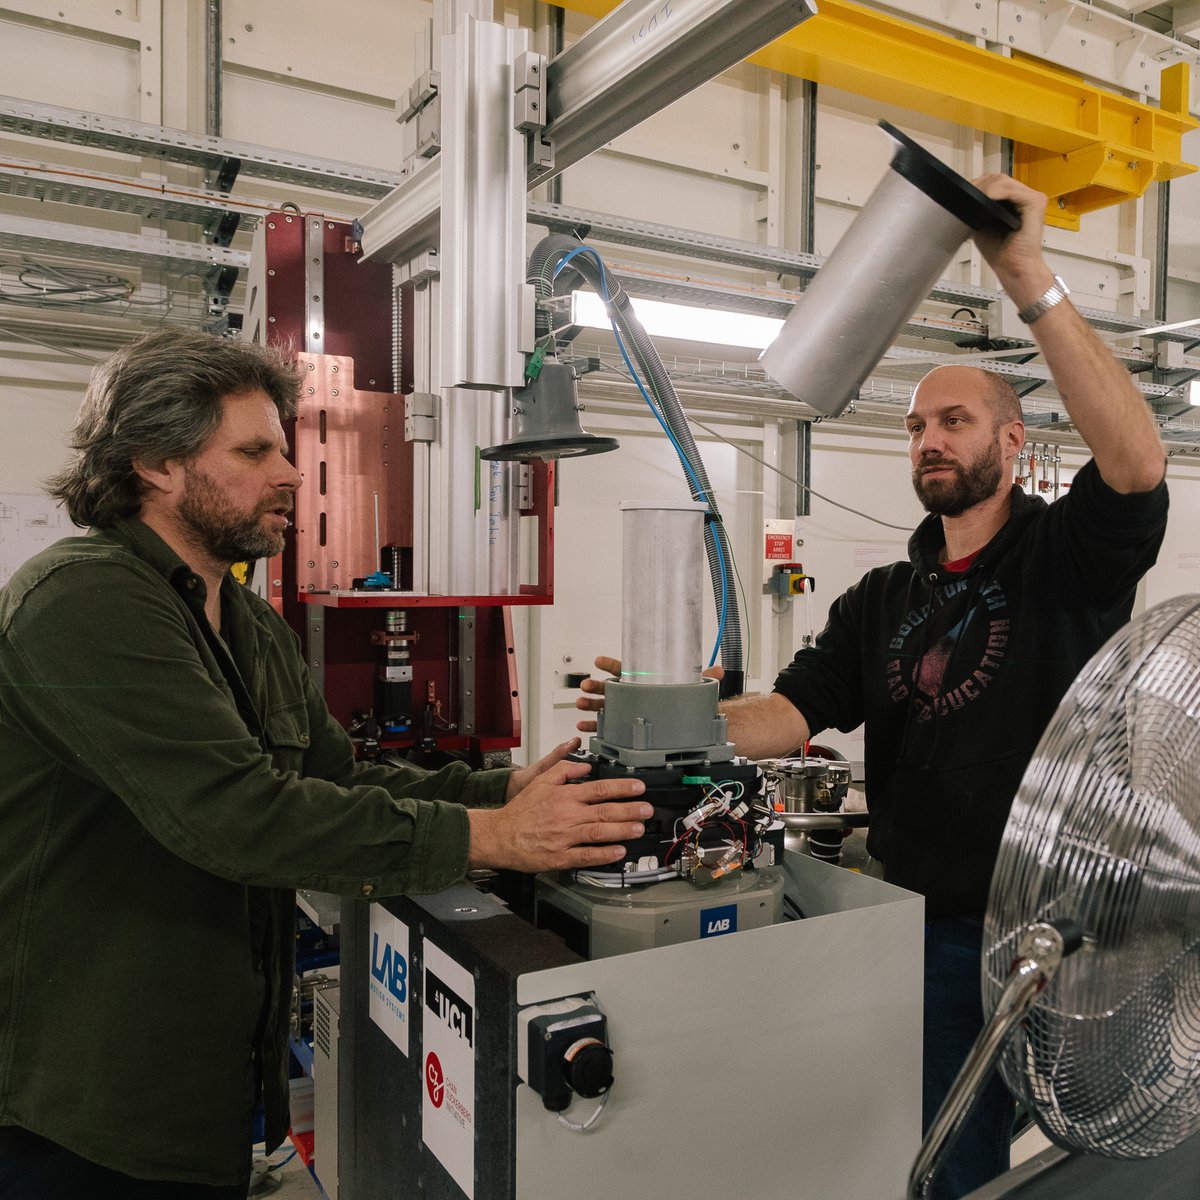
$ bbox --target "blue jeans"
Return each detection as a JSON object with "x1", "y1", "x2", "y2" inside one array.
[{"x1": 923, "y1": 918, "x2": 1015, "y2": 1200}]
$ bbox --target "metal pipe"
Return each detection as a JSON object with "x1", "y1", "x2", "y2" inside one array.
[
  {"x1": 205, "y1": 1, "x2": 222, "y2": 137},
  {"x1": 773, "y1": 811, "x2": 869, "y2": 831},
  {"x1": 907, "y1": 922, "x2": 1078, "y2": 1200}
]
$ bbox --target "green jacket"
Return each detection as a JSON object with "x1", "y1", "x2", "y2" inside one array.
[{"x1": 0, "y1": 518, "x2": 509, "y2": 1184}]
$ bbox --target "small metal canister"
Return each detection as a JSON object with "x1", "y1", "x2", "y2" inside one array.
[{"x1": 770, "y1": 757, "x2": 852, "y2": 862}]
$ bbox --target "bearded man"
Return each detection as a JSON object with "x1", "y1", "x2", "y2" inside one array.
[
  {"x1": 0, "y1": 328, "x2": 650, "y2": 1198},
  {"x1": 579, "y1": 174, "x2": 1170, "y2": 1199}
]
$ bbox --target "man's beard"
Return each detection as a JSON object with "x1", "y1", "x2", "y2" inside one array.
[
  {"x1": 179, "y1": 463, "x2": 290, "y2": 564},
  {"x1": 911, "y1": 439, "x2": 1004, "y2": 517}
]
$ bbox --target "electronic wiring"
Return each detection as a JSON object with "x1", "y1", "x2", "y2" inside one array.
[{"x1": 0, "y1": 260, "x2": 176, "y2": 318}]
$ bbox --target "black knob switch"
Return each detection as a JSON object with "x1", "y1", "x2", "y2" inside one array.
[{"x1": 564, "y1": 1037, "x2": 613, "y2": 1099}]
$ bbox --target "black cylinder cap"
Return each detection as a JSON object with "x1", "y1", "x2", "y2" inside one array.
[{"x1": 880, "y1": 119, "x2": 1020, "y2": 234}]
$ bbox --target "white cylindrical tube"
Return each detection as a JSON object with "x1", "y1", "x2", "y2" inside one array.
[{"x1": 619, "y1": 501, "x2": 708, "y2": 686}]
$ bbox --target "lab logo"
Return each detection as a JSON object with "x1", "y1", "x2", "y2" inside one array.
[
  {"x1": 426, "y1": 969, "x2": 474, "y2": 1047},
  {"x1": 370, "y1": 932, "x2": 408, "y2": 1003},
  {"x1": 368, "y1": 910, "x2": 410, "y2": 1056},
  {"x1": 701, "y1": 903, "x2": 738, "y2": 938},
  {"x1": 425, "y1": 1051, "x2": 445, "y2": 1108}
]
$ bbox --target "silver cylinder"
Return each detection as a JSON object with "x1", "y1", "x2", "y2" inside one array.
[
  {"x1": 619, "y1": 502, "x2": 707, "y2": 686},
  {"x1": 761, "y1": 123, "x2": 1017, "y2": 418},
  {"x1": 761, "y1": 168, "x2": 967, "y2": 417}
]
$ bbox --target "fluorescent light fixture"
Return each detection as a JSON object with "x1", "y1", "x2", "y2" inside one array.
[
  {"x1": 1191, "y1": 379, "x2": 1200, "y2": 407},
  {"x1": 571, "y1": 291, "x2": 784, "y2": 351}
]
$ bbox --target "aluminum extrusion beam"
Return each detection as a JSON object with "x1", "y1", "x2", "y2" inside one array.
[
  {"x1": 532, "y1": 0, "x2": 817, "y2": 186},
  {"x1": 0, "y1": 213, "x2": 249, "y2": 274},
  {"x1": 555, "y1": 1, "x2": 1197, "y2": 230},
  {"x1": 0, "y1": 157, "x2": 267, "y2": 228},
  {"x1": 527, "y1": 200, "x2": 999, "y2": 308},
  {"x1": 0, "y1": 94, "x2": 402, "y2": 198}
]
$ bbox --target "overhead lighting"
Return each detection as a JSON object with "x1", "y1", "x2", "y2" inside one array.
[{"x1": 571, "y1": 292, "x2": 784, "y2": 351}]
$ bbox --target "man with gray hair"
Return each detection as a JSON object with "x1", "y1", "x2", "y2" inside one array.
[{"x1": 0, "y1": 327, "x2": 651, "y2": 1198}]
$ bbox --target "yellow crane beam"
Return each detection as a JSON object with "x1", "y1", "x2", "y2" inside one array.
[{"x1": 550, "y1": 0, "x2": 1197, "y2": 230}]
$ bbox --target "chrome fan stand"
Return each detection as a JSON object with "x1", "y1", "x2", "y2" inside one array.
[{"x1": 907, "y1": 920, "x2": 1083, "y2": 1200}]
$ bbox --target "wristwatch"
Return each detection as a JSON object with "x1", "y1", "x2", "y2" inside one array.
[{"x1": 1017, "y1": 275, "x2": 1070, "y2": 324}]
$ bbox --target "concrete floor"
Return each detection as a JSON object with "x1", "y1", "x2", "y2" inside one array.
[{"x1": 248, "y1": 1144, "x2": 326, "y2": 1199}]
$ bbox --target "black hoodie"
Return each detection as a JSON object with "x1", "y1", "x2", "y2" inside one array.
[{"x1": 773, "y1": 459, "x2": 1168, "y2": 918}]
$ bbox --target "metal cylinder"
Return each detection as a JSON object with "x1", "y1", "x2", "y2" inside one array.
[
  {"x1": 760, "y1": 122, "x2": 1018, "y2": 418},
  {"x1": 619, "y1": 502, "x2": 707, "y2": 686}
]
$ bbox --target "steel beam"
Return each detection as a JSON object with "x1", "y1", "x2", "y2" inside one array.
[
  {"x1": 534, "y1": 0, "x2": 817, "y2": 185},
  {"x1": 552, "y1": 0, "x2": 1198, "y2": 230},
  {"x1": 0, "y1": 94, "x2": 402, "y2": 199},
  {"x1": 0, "y1": 213, "x2": 249, "y2": 274},
  {"x1": 0, "y1": 156, "x2": 267, "y2": 228}
]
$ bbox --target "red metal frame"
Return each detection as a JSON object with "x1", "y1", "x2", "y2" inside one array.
[{"x1": 255, "y1": 212, "x2": 553, "y2": 759}]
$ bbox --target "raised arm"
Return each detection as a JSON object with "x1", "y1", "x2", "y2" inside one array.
[{"x1": 972, "y1": 174, "x2": 1165, "y2": 495}]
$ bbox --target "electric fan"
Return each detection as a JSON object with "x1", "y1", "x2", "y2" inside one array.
[{"x1": 910, "y1": 593, "x2": 1200, "y2": 1198}]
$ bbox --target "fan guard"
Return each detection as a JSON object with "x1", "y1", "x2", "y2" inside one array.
[{"x1": 983, "y1": 593, "x2": 1200, "y2": 1158}]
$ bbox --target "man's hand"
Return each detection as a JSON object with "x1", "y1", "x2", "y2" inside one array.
[
  {"x1": 468, "y1": 757, "x2": 651, "y2": 872},
  {"x1": 505, "y1": 736, "x2": 584, "y2": 800},
  {"x1": 969, "y1": 172, "x2": 1164, "y2": 495},
  {"x1": 970, "y1": 174, "x2": 1056, "y2": 313},
  {"x1": 574, "y1": 655, "x2": 725, "y2": 733},
  {"x1": 574, "y1": 655, "x2": 621, "y2": 734}
]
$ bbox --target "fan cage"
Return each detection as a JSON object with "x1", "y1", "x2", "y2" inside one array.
[{"x1": 983, "y1": 594, "x2": 1200, "y2": 1158}]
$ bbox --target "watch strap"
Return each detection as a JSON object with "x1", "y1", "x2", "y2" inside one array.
[{"x1": 1017, "y1": 275, "x2": 1070, "y2": 324}]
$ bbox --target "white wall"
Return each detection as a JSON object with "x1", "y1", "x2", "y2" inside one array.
[{"x1": 1, "y1": 0, "x2": 1198, "y2": 765}]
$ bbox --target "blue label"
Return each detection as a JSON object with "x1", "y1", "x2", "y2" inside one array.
[
  {"x1": 370, "y1": 932, "x2": 408, "y2": 1003},
  {"x1": 700, "y1": 903, "x2": 738, "y2": 939}
]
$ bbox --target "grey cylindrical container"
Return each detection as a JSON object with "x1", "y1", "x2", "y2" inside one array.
[
  {"x1": 760, "y1": 120, "x2": 1018, "y2": 418},
  {"x1": 619, "y1": 501, "x2": 707, "y2": 686}
]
